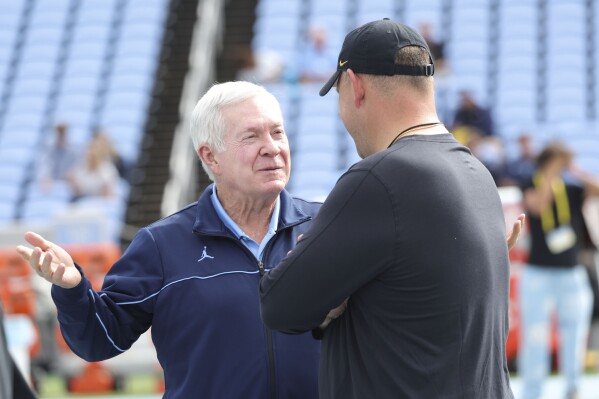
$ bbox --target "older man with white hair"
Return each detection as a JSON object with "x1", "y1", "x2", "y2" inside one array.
[{"x1": 17, "y1": 81, "x2": 321, "y2": 398}]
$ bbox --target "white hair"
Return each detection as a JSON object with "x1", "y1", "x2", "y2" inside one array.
[{"x1": 190, "y1": 81, "x2": 280, "y2": 181}]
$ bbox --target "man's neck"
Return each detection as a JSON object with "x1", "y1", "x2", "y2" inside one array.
[{"x1": 216, "y1": 188, "x2": 277, "y2": 243}]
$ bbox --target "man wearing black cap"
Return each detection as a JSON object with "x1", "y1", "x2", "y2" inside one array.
[{"x1": 260, "y1": 19, "x2": 516, "y2": 398}]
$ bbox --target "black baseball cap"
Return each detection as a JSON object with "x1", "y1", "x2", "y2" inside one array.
[{"x1": 319, "y1": 18, "x2": 435, "y2": 96}]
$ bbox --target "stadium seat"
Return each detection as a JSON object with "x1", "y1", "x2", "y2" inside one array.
[
  {"x1": 402, "y1": 0, "x2": 444, "y2": 31},
  {"x1": 256, "y1": 0, "x2": 302, "y2": 19}
]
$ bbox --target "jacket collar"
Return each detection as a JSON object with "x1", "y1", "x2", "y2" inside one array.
[{"x1": 192, "y1": 184, "x2": 312, "y2": 235}]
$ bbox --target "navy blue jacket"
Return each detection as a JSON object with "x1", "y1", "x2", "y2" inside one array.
[{"x1": 51, "y1": 185, "x2": 321, "y2": 398}]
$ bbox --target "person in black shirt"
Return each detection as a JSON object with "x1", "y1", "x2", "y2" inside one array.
[
  {"x1": 520, "y1": 142, "x2": 599, "y2": 399},
  {"x1": 260, "y1": 19, "x2": 522, "y2": 399}
]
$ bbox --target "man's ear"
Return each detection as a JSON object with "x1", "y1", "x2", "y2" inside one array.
[
  {"x1": 347, "y1": 69, "x2": 365, "y2": 108},
  {"x1": 198, "y1": 144, "x2": 220, "y2": 176}
]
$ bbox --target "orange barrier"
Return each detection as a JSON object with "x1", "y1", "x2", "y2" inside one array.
[
  {"x1": 68, "y1": 363, "x2": 115, "y2": 393},
  {"x1": 64, "y1": 243, "x2": 121, "y2": 291}
]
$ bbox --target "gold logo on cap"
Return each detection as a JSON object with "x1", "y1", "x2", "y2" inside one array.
[{"x1": 339, "y1": 60, "x2": 349, "y2": 67}]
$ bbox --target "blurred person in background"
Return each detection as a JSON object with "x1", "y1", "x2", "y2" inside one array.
[
  {"x1": 519, "y1": 142, "x2": 599, "y2": 399},
  {"x1": 503, "y1": 133, "x2": 537, "y2": 187},
  {"x1": 235, "y1": 45, "x2": 285, "y2": 84},
  {"x1": 91, "y1": 129, "x2": 128, "y2": 180},
  {"x1": 419, "y1": 21, "x2": 446, "y2": 73},
  {"x1": 0, "y1": 301, "x2": 37, "y2": 399},
  {"x1": 297, "y1": 25, "x2": 337, "y2": 83},
  {"x1": 16, "y1": 81, "x2": 321, "y2": 398},
  {"x1": 451, "y1": 90, "x2": 495, "y2": 142},
  {"x1": 469, "y1": 135, "x2": 506, "y2": 185},
  {"x1": 38, "y1": 123, "x2": 79, "y2": 192},
  {"x1": 66, "y1": 134, "x2": 120, "y2": 202}
]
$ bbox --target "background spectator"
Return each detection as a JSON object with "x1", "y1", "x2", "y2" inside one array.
[
  {"x1": 297, "y1": 25, "x2": 337, "y2": 83},
  {"x1": 235, "y1": 45, "x2": 284, "y2": 84},
  {"x1": 38, "y1": 123, "x2": 79, "y2": 192},
  {"x1": 519, "y1": 142, "x2": 599, "y2": 399},
  {"x1": 503, "y1": 133, "x2": 537, "y2": 187},
  {"x1": 91, "y1": 130, "x2": 128, "y2": 180},
  {"x1": 451, "y1": 91, "x2": 495, "y2": 143},
  {"x1": 419, "y1": 21, "x2": 446, "y2": 73},
  {"x1": 66, "y1": 137, "x2": 119, "y2": 202}
]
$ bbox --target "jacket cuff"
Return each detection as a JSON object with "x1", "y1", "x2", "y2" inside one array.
[{"x1": 51, "y1": 264, "x2": 91, "y2": 308}]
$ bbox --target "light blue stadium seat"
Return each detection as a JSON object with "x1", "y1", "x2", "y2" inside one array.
[
  {"x1": 107, "y1": 72, "x2": 154, "y2": 93},
  {"x1": 311, "y1": 0, "x2": 348, "y2": 17},
  {"x1": 0, "y1": 128, "x2": 40, "y2": 148},
  {"x1": 21, "y1": 197, "x2": 70, "y2": 224},
  {"x1": 256, "y1": 0, "x2": 302, "y2": 19},
  {"x1": 497, "y1": 38, "x2": 537, "y2": 61},
  {"x1": 294, "y1": 130, "x2": 339, "y2": 153},
  {"x1": 15, "y1": 59, "x2": 57, "y2": 81},
  {"x1": 0, "y1": 27, "x2": 19, "y2": 51},
  {"x1": 28, "y1": 180, "x2": 73, "y2": 202},
  {"x1": 299, "y1": 93, "x2": 338, "y2": 118},
  {"x1": 28, "y1": 6, "x2": 70, "y2": 29},
  {"x1": 68, "y1": 42, "x2": 108, "y2": 62},
  {"x1": 111, "y1": 55, "x2": 158, "y2": 76},
  {"x1": 356, "y1": 0, "x2": 395, "y2": 15},
  {"x1": 64, "y1": 58, "x2": 104, "y2": 78},
  {"x1": 253, "y1": 25, "x2": 300, "y2": 59},
  {"x1": 60, "y1": 75, "x2": 101, "y2": 95},
  {"x1": 447, "y1": 39, "x2": 488, "y2": 62},
  {"x1": 546, "y1": 69, "x2": 587, "y2": 89},
  {"x1": 11, "y1": 76, "x2": 54, "y2": 96},
  {"x1": 452, "y1": 5, "x2": 491, "y2": 40},
  {"x1": 1, "y1": 111, "x2": 46, "y2": 132},
  {"x1": 76, "y1": 1, "x2": 116, "y2": 26},
  {"x1": 102, "y1": 106, "x2": 147, "y2": 128},
  {"x1": 124, "y1": 0, "x2": 168, "y2": 24},
  {"x1": 53, "y1": 109, "x2": 94, "y2": 131},
  {"x1": 498, "y1": 3, "x2": 538, "y2": 35},
  {"x1": 120, "y1": 21, "x2": 166, "y2": 43},
  {"x1": 115, "y1": 38, "x2": 161, "y2": 59},
  {"x1": 495, "y1": 104, "x2": 537, "y2": 127},
  {"x1": 497, "y1": 70, "x2": 537, "y2": 93},
  {"x1": 290, "y1": 168, "x2": 340, "y2": 193},
  {"x1": 0, "y1": 145, "x2": 35, "y2": 167},
  {"x1": 4, "y1": 93, "x2": 49, "y2": 116},
  {"x1": 0, "y1": 0, "x2": 27, "y2": 19},
  {"x1": 23, "y1": 25, "x2": 64, "y2": 46},
  {"x1": 54, "y1": 92, "x2": 97, "y2": 116},
  {"x1": 296, "y1": 114, "x2": 339, "y2": 138},
  {"x1": 544, "y1": 103, "x2": 587, "y2": 123},
  {"x1": 0, "y1": 162, "x2": 28, "y2": 186},
  {"x1": 103, "y1": 90, "x2": 151, "y2": 115},
  {"x1": 0, "y1": 201, "x2": 16, "y2": 222},
  {"x1": 403, "y1": 0, "x2": 443, "y2": 31}
]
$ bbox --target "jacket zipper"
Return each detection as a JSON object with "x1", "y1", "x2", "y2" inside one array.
[
  {"x1": 260, "y1": 239, "x2": 278, "y2": 399},
  {"x1": 194, "y1": 218, "x2": 311, "y2": 399}
]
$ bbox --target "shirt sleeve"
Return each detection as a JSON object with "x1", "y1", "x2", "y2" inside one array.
[
  {"x1": 51, "y1": 228, "x2": 163, "y2": 361},
  {"x1": 260, "y1": 169, "x2": 396, "y2": 333}
]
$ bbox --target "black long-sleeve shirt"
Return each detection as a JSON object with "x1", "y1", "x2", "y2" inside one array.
[{"x1": 260, "y1": 134, "x2": 514, "y2": 399}]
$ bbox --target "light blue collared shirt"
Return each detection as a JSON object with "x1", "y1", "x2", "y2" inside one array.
[{"x1": 210, "y1": 187, "x2": 280, "y2": 261}]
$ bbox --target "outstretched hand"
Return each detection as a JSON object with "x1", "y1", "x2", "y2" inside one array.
[
  {"x1": 507, "y1": 214, "x2": 526, "y2": 251},
  {"x1": 16, "y1": 232, "x2": 81, "y2": 289}
]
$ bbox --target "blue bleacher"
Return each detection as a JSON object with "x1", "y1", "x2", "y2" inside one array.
[
  {"x1": 0, "y1": 0, "x2": 169, "y2": 241},
  {"x1": 248, "y1": 0, "x2": 599, "y2": 200}
]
